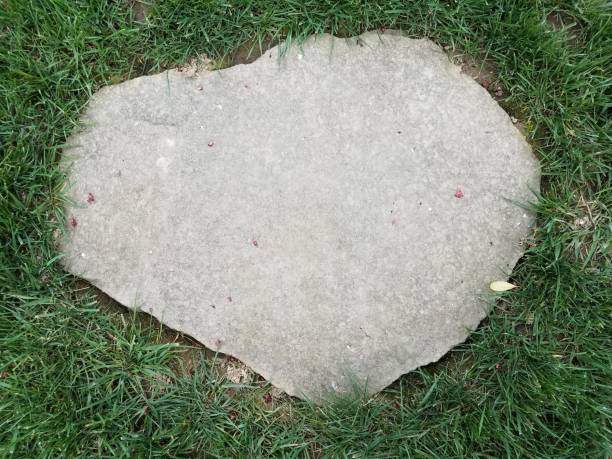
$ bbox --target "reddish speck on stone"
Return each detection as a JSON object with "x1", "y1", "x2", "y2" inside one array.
[
  {"x1": 391, "y1": 218, "x2": 397, "y2": 226},
  {"x1": 227, "y1": 295, "x2": 233, "y2": 303},
  {"x1": 208, "y1": 141, "x2": 214, "y2": 147},
  {"x1": 214, "y1": 338, "x2": 222, "y2": 348},
  {"x1": 455, "y1": 190, "x2": 464, "y2": 199},
  {"x1": 69, "y1": 216, "x2": 78, "y2": 228},
  {"x1": 86, "y1": 192, "x2": 95, "y2": 204},
  {"x1": 252, "y1": 239, "x2": 259, "y2": 247},
  {"x1": 482, "y1": 79, "x2": 491, "y2": 90},
  {"x1": 196, "y1": 85, "x2": 203, "y2": 91}
]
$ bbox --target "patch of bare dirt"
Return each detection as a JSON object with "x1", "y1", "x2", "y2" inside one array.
[
  {"x1": 449, "y1": 50, "x2": 528, "y2": 136},
  {"x1": 545, "y1": 11, "x2": 584, "y2": 46},
  {"x1": 218, "y1": 357, "x2": 256, "y2": 384},
  {"x1": 125, "y1": 0, "x2": 152, "y2": 22},
  {"x1": 175, "y1": 54, "x2": 214, "y2": 78},
  {"x1": 230, "y1": 36, "x2": 280, "y2": 66}
]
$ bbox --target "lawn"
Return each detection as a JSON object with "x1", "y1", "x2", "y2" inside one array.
[{"x1": 1, "y1": 0, "x2": 610, "y2": 457}]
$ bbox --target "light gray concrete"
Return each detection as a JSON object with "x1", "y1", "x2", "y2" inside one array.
[{"x1": 61, "y1": 32, "x2": 540, "y2": 401}]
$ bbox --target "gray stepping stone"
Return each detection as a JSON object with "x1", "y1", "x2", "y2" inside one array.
[{"x1": 61, "y1": 32, "x2": 540, "y2": 401}]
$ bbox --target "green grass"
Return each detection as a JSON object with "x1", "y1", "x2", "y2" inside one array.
[{"x1": 1, "y1": 0, "x2": 611, "y2": 457}]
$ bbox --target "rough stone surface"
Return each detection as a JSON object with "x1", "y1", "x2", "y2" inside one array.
[{"x1": 61, "y1": 32, "x2": 540, "y2": 401}]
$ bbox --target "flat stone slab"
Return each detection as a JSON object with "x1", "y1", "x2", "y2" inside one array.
[{"x1": 61, "y1": 32, "x2": 539, "y2": 401}]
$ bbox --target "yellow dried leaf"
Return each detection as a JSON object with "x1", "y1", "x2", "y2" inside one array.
[{"x1": 489, "y1": 281, "x2": 518, "y2": 292}]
